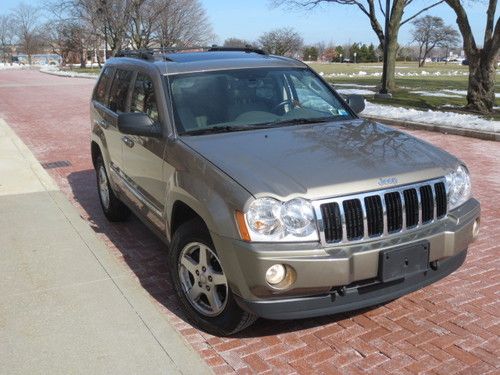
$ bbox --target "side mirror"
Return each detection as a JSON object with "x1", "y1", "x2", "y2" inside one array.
[
  {"x1": 117, "y1": 112, "x2": 161, "y2": 137},
  {"x1": 345, "y1": 94, "x2": 365, "y2": 114}
]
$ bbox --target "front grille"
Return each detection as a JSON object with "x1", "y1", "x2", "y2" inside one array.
[{"x1": 319, "y1": 178, "x2": 447, "y2": 244}]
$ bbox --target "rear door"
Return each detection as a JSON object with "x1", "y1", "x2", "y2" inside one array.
[
  {"x1": 92, "y1": 67, "x2": 119, "y2": 168},
  {"x1": 121, "y1": 71, "x2": 167, "y2": 230},
  {"x1": 105, "y1": 68, "x2": 134, "y2": 174}
]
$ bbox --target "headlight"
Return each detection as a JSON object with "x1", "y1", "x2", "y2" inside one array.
[
  {"x1": 243, "y1": 197, "x2": 319, "y2": 242},
  {"x1": 445, "y1": 165, "x2": 472, "y2": 210},
  {"x1": 281, "y1": 198, "x2": 316, "y2": 237},
  {"x1": 246, "y1": 198, "x2": 282, "y2": 236}
]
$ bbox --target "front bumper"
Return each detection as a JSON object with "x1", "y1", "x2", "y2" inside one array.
[
  {"x1": 211, "y1": 198, "x2": 480, "y2": 318},
  {"x1": 235, "y1": 249, "x2": 466, "y2": 320}
]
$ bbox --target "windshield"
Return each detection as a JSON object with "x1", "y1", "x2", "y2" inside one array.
[{"x1": 166, "y1": 68, "x2": 353, "y2": 135}]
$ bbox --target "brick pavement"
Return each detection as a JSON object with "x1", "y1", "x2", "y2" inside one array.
[{"x1": 0, "y1": 70, "x2": 498, "y2": 374}]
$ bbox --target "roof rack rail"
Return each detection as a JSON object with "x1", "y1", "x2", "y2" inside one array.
[
  {"x1": 115, "y1": 45, "x2": 268, "y2": 62},
  {"x1": 207, "y1": 45, "x2": 267, "y2": 55},
  {"x1": 115, "y1": 49, "x2": 155, "y2": 61}
]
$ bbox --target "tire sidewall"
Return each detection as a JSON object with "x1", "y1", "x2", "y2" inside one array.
[
  {"x1": 96, "y1": 156, "x2": 111, "y2": 213},
  {"x1": 169, "y1": 220, "x2": 248, "y2": 336}
]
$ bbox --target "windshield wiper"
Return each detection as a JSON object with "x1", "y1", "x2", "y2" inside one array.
[
  {"x1": 268, "y1": 117, "x2": 334, "y2": 127},
  {"x1": 180, "y1": 125, "x2": 250, "y2": 136}
]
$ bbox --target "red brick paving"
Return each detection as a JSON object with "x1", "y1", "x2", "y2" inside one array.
[{"x1": 1, "y1": 70, "x2": 499, "y2": 374}]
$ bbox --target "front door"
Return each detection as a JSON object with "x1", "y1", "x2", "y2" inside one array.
[{"x1": 121, "y1": 72, "x2": 167, "y2": 230}]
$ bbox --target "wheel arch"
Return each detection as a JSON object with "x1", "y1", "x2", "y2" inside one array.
[
  {"x1": 91, "y1": 141, "x2": 101, "y2": 168},
  {"x1": 170, "y1": 200, "x2": 211, "y2": 240}
]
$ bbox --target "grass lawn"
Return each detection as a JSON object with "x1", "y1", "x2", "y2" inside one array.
[
  {"x1": 65, "y1": 66, "x2": 101, "y2": 74},
  {"x1": 308, "y1": 62, "x2": 499, "y2": 120}
]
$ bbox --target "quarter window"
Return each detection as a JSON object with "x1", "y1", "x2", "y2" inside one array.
[
  {"x1": 108, "y1": 69, "x2": 133, "y2": 112},
  {"x1": 130, "y1": 73, "x2": 159, "y2": 123},
  {"x1": 93, "y1": 67, "x2": 113, "y2": 104}
]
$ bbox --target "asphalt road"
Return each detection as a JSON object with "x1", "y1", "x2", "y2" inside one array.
[{"x1": 0, "y1": 69, "x2": 498, "y2": 374}]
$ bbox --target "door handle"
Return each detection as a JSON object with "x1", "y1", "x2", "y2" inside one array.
[
  {"x1": 95, "y1": 119, "x2": 109, "y2": 129},
  {"x1": 122, "y1": 136, "x2": 134, "y2": 148}
]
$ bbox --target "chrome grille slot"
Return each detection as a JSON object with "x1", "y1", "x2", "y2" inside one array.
[
  {"x1": 364, "y1": 195, "x2": 383, "y2": 237},
  {"x1": 343, "y1": 199, "x2": 364, "y2": 240},
  {"x1": 403, "y1": 189, "x2": 419, "y2": 228},
  {"x1": 434, "y1": 182, "x2": 447, "y2": 218},
  {"x1": 420, "y1": 185, "x2": 434, "y2": 223},
  {"x1": 384, "y1": 192, "x2": 403, "y2": 233},
  {"x1": 315, "y1": 178, "x2": 447, "y2": 246},
  {"x1": 320, "y1": 202, "x2": 342, "y2": 243}
]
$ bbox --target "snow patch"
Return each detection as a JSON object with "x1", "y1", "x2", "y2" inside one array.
[
  {"x1": 333, "y1": 83, "x2": 377, "y2": 88},
  {"x1": 412, "y1": 91, "x2": 462, "y2": 98},
  {"x1": 336, "y1": 88, "x2": 375, "y2": 95},
  {"x1": 413, "y1": 89, "x2": 500, "y2": 99},
  {"x1": 362, "y1": 101, "x2": 499, "y2": 133},
  {"x1": 0, "y1": 63, "x2": 31, "y2": 70},
  {"x1": 40, "y1": 67, "x2": 98, "y2": 79}
]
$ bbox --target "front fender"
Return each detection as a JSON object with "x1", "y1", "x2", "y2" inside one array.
[{"x1": 164, "y1": 139, "x2": 253, "y2": 242}]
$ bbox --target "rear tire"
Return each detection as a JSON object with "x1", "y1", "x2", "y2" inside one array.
[
  {"x1": 169, "y1": 219, "x2": 257, "y2": 336},
  {"x1": 95, "y1": 155, "x2": 130, "y2": 222}
]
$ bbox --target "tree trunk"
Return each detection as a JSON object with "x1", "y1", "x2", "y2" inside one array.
[
  {"x1": 466, "y1": 51, "x2": 496, "y2": 113},
  {"x1": 80, "y1": 49, "x2": 86, "y2": 68},
  {"x1": 385, "y1": 33, "x2": 399, "y2": 91},
  {"x1": 384, "y1": 0, "x2": 405, "y2": 91}
]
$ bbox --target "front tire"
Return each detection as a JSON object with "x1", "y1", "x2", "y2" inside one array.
[
  {"x1": 169, "y1": 219, "x2": 257, "y2": 336},
  {"x1": 95, "y1": 155, "x2": 130, "y2": 222}
]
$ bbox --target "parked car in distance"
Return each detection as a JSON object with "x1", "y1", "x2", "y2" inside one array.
[{"x1": 90, "y1": 47, "x2": 480, "y2": 336}]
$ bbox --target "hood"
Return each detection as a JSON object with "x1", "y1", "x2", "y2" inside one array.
[{"x1": 181, "y1": 119, "x2": 457, "y2": 200}]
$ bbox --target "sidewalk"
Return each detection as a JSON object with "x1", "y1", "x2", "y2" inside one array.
[{"x1": 0, "y1": 119, "x2": 211, "y2": 375}]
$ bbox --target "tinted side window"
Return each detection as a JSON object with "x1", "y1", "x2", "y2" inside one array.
[
  {"x1": 93, "y1": 67, "x2": 113, "y2": 103},
  {"x1": 108, "y1": 69, "x2": 133, "y2": 112},
  {"x1": 130, "y1": 73, "x2": 159, "y2": 123}
]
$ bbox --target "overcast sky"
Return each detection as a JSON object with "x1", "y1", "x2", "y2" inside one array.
[{"x1": 2, "y1": 0, "x2": 497, "y2": 47}]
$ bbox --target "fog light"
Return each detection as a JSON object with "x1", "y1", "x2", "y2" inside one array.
[
  {"x1": 472, "y1": 218, "x2": 480, "y2": 239},
  {"x1": 266, "y1": 264, "x2": 286, "y2": 285}
]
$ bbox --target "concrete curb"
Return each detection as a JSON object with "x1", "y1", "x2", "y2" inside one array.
[
  {"x1": 0, "y1": 118, "x2": 59, "y2": 196},
  {"x1": 364, "y1": 115, "x2": 500, "y2": 142},
  {"x1": 40, "y1": 68, "x2": 98, "y2": 80},
  {"x1": 0, "y1": 118, "x2": 212, "y2": 374}
]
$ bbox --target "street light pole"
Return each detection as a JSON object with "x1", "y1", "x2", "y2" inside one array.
[{"x1": 377, "y1": 0, "x2": 392, "y2": 98}]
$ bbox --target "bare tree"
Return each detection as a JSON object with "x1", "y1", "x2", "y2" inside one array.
[
  {"x1": 0, "y1": 15, "x2": 15, "y2": 64},
  {"x1": 273, "y1": 0, "x2": 445, "y2": 89},
  {"x1": 156, "y1": 0, "x2": 214, "y2": 47},
  {"x1": 44, "y1": 1, "x2": 95, "y2": 67},
  {"x1": 129, "y1": 0, "x2": 162, "y2": 49},
  {"x1": 444, "y1": 0, "x2": 499, "y2": 113},
  {"x1": 412, "y1": 15, "x2": 459, "y2": 67},
  {"x1": 66, "y1": 0, "x2": 137, "y2": 56},
  {"x1": 11, "y1": 3, "x2": 44, "y2": 64},
  {"x1": 223, "y1": 38, "x2": 254, "y2": 48},
  {"x1": 258, "y1": 27, "x2": 303, "y2": 56}
]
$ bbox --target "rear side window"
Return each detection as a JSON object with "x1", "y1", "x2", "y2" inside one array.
[
  {"x1": 93, "y1": 67, "x2": 113, "y2": 103},
  {"x1": 130, "y1": 73, "x2": 159, "y2": 123},
  {"x1": 108, "y1": 69, "x2": 133, "y2": 112}
]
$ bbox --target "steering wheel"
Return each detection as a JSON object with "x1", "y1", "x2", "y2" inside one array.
[{"x1": 272, "y1": 99, "x2": 298, "y2": 113}]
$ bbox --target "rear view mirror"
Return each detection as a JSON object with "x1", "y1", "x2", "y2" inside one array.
[
  {"x1": 345, "y1": 94, "x2": 365, "y2": 114},
  {"x1": 117, "y1": 112, "x2": 161, "y2": 137}
]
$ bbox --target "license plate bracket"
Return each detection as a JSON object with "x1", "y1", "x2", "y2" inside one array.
[{"x1": 379, "y1": 242, "x2": 430, "y2": 283}]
